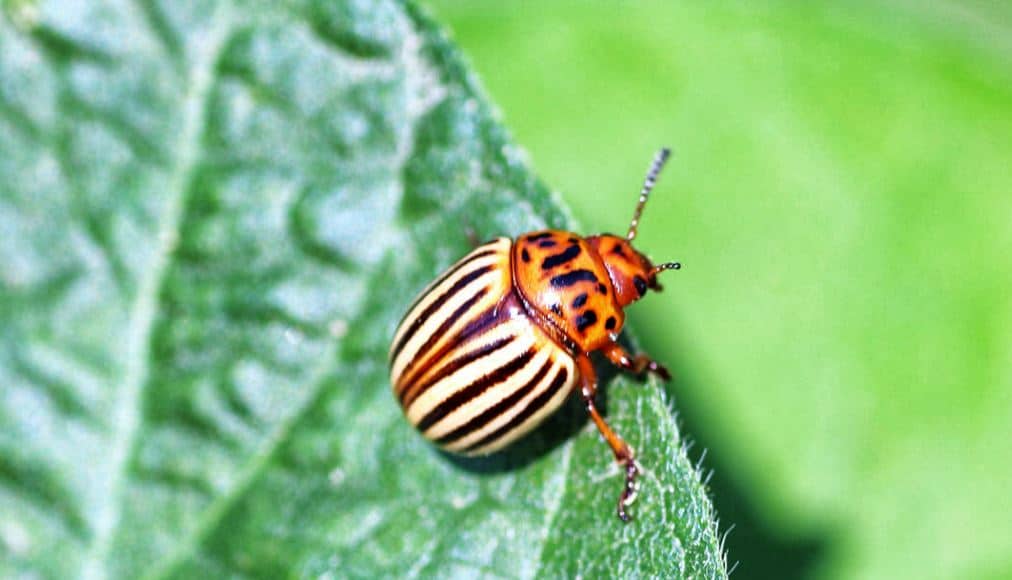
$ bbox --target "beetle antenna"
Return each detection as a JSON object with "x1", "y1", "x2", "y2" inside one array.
[
  {"x1": 650, "y1": 262, "x2": 682, "y2": 276},
  {"x1": 627, "y1": 147, "x2": 672, "y2": 241}
]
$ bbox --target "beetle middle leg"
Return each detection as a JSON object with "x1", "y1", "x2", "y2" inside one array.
[
  {"x1": 576, "y1": 355, "x2": 640, "y2": 522},
  {"x1": 601, "y1": 341, "x2": 671, "y2": 381}
]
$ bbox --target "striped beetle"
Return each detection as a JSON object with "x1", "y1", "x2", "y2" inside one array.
[{"x1": 389, "y1": 149, "x2": 681, "y2": 521}]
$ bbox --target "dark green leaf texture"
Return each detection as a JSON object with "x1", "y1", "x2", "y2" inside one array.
[{"x1": 0, "y1": 1, "x2": 726, "y2": 577}]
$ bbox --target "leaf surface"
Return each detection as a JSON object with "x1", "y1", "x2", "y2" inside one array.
[{"x1": 0, "y1": 1, "x2": 725, "y2": 577}]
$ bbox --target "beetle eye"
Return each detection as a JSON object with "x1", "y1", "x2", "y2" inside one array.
[{"x1": 633, "y1": 275, "x2": 648, "y2": 296}]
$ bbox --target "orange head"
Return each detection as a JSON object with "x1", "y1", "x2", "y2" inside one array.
[{"x1": 589, "y1": 148, "x2": 681, "y2": 308}]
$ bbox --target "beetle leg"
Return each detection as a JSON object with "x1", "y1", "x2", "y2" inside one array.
[
  {"x1": 576, "y1": 355, "x2": 640, "y2": 522},
  {"x1": 601, "y1": 341, "x2": 671, "y2": 381},
  {"x1": 464, "y1": 225, "x2": 481, "y2": 248}
]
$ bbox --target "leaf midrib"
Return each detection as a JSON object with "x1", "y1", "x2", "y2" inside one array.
[{"x1": 80, "y1": 23, "x2": 231, "y2": 580}]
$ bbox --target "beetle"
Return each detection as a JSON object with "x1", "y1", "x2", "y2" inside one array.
[{"x1": 389, "y1": 148, "x2": 681, "y2": 521}]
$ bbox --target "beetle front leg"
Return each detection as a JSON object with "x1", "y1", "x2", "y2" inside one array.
[
  {"x1": 576, "y1": 355, "x2": 640, "y2": 522},
  {"x1": 602, "y1": 341, "x2": 671, "y2": 381}
]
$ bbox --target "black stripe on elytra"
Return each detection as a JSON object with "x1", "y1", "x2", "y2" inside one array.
[
  {"x1": 435, "y1": 356, "x2": 554, "y2": 446},
  {"x1": 465, "y1": 365, "x2": 569, "y2": 452},
  {"x1": 521, "y1": 248, "x2": 531, "y2": 263},
  {"x1": 575, "y1": 310, "x2": 598, "y2": 332},
  {"x1": 391, "y1": 264, "x2": 494, "y2": 362},
  {"x1": 397, "y1": 301, "x2": 502, "y2": 393},
  {"x1": 526, "y1": 232, "x2": 553, "y2": 241},
  {"x1": 550, "y1": 269, "x2": 598, "y2": 288},
  {"x1": 398, "y1": 248, "x2": 497, "y2": 328},
  {"x1": 537, "y1": 239, "x2": 557, "y2": 248},
  {"x1": 396, "y1": 290, "x2": 495, "y2": 392},
  {"x1": 416, "y1": 349, "x2": 536, "y2": 433},
  {"x1": 541, "y1": 244, "x2": 581, "y2": 270},
  {"x1": 401, "y1": 333, "x2": 516, "y2": 407},
  {"x1": 597, "y1": 282, "x2": 609, "y2": 295},
  {"x1": 571, "y1": 293, "x2": 588, "y2": 309}
]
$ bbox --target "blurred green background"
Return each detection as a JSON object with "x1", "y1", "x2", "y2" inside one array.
[{"x1": 425, "y1": 1, "x2": 1012, "y2": 579}]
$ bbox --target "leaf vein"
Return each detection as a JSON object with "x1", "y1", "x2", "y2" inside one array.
[
  {"x1": 80, "y1": 23, "x2": 232, "y2": 580},
  {"x1": 141, "y1": 344, "x2": 340, "y2": 580}
]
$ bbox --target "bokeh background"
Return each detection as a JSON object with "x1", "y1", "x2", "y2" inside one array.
[{"x1": 426, "y1": 2, "x2": 1012, "y2": 579}]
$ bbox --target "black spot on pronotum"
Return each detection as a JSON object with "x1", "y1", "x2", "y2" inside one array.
[
  {"x1": 521, "y1": 248, "x2": 531, "y2": 263},
  {"x1": 605, "y1": 316, "x2": 617, "y2": 330},
  {"x1": 575, "y1": 310, "x2": 598, "y2": 332},
  {"x1": 541, "y1": 244, "x2": 581, "y2": 270},
  {"x1": 572, "y1": 293, "x2": 588, "y2": 309},
  {"x1": 537, "y1": 239, "x2": 558, "y2": 248},
  {"x1": 633, "y1": 275, "x2": 648, "y2": 296},
  {"x1": 612, "y1": 244, "x2": 627, "y2": 258},
  {"x1": 597, "y1": 282, "x2": 608, "y2": 295},
  {"x1": 550, "y1": 269, "x2": 598, "y2": 288}
]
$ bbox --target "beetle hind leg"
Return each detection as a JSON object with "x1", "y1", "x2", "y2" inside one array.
[{"x1": 576, "y1": 355, "x2": 641, "y2": 522}]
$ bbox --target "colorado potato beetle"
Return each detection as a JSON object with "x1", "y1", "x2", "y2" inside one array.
[{"x1": 389, "y1": 148, "x2": 681, "y2": 521}]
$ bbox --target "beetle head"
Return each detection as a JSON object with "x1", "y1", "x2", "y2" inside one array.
[{"x1": 587, "y1": 234, "x2": 679, "y2": 307}]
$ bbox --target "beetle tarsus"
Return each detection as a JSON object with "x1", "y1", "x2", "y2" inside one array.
[
  {"x1": 628, "y1": 355, "x2": 670, "y2": 381},
  {"x1": 643, "y1": 359, "x2": 671, "y2": 381},
  {"x1": 617, "y1": 458, "x2": 640, "y2": 522}
]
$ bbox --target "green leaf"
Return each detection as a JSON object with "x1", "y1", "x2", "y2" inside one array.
[{"x1": 0, "y1": 1, "x2": 726, "y2": 578}]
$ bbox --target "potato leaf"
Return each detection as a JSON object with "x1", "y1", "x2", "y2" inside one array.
[{"x1": 0, "y1": 1, "x2": 726, "y2": 577}]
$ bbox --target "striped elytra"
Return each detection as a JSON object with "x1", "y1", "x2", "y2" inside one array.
[
  {"x1": 390, "y1": 238, "x2": 578, "y2": 455},
  {"x1": 389, "y1": 148, "x2": 683, "y2": 521}
]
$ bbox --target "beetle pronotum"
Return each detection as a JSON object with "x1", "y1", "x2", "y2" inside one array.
[{"x1": 390, "y1": 148, "x2": 680, "y2": 521}]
